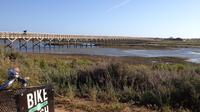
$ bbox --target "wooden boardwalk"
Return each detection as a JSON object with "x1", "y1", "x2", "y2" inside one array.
[
  {"x1": 0, "y1": 32, "x2": 132, "y2": 50},
  {"x1": 0, "y1": 32, "x2": 130, "y2": 41}
]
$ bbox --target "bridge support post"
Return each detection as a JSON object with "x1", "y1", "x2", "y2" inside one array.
[
  {"x1": 3, "y1": 38, "x2": 6, "y2": 45},
  {"x1": 19, "y1": 39, "x2": 28, "y2": 52},
  {"x1": 74, "y1": 39, "x2": 77, "y2": 48},
  {"x1": 5, "y1": 38, "x2": 17, "y2": 49},
  {"x1": 32, "y1": 39, "x2": 41, "y2": 52},
  {"x1": 58, "y1": 38, "x2": 63, "y2": 48},
  {"x1": 44, "y1": 39, "x2": 53, "y2": 50},
  {"x1": 43, "y1": 39, "x2": 46, "y2": 49},
  {"x1": 58, "y1": 40, "x2": 61, "y2": 48},
  {"x1": 49, "y1": 39, "x2": 52, "y2": 50},
  {"x1": 67, "y1": 39, "x2": 70, "y2": 48}
]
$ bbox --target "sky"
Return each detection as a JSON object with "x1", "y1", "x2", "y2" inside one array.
[{"x1": 0, "y1": 0, "x2": 200, "y2": 38}]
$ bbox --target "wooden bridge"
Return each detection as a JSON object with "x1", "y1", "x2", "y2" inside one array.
[{"x1": 0, "y1": 32, "x2": 132, "y2": 50}]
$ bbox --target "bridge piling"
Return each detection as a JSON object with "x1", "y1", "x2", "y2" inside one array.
[{"x1": 19, "y1": 39, "x2": 28, "y2": 52}]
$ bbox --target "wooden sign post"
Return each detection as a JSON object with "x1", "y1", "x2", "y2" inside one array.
[{"x1": 0, "y1": 85, "x2": 54, "y2": 112}]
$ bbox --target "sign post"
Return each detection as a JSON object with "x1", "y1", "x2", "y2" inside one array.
[
  {"x1": 15, "y1": 85, "x2": 54, "y2": 112},
  {"x1": 0, "y1": 85, "x2": 54, "y2": 112}
]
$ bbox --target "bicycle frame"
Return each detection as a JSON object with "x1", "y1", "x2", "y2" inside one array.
[{"x1": 0, "y1": 78, "x2": 16, "y2": 91}]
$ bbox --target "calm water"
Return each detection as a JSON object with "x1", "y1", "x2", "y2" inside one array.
[
  {"x1": 1, "y1": 40, "x2": 200, "y2": 63},
  {"x1": 22, "y1": 47, "x2": 200, "y2": 63}
]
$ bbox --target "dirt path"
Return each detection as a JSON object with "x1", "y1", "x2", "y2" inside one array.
[{"x1": 55, "y1": 98, "x2": 156, "y2": 112}]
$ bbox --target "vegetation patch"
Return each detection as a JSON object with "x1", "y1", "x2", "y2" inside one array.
[{"x1": 0, "y1": 48, "x2": 199, "y2": 111}]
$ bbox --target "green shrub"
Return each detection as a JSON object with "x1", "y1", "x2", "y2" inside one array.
[
  {"x1": 170, "y1": 79, "x2": 198, "y2": 110},
  {"x1": 118, "y1": 87, "x2": 139, "y2": 103},
  {"x1": 141, "y1": 91, "x2": 162, "y2": 107}
]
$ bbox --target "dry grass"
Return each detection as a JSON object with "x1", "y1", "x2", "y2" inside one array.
[
  {"x1": 55, "y1": 98, "x2": 154, "y2": 112},
  {"x1": 0, "y1": 48, "x2": 199, "y2": 111}
]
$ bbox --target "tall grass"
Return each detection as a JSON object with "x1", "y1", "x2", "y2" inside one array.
[{"x1": 0, "y1": 48, "x2": 199, "y2": 111}]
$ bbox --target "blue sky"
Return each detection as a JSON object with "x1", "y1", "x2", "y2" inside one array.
[{"x1": 0, "y1": 0, "x2": 200, "y2": 38}]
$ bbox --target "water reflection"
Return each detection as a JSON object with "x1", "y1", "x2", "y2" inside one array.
[{"x1": 1, "y1": 40, "x2": 200, "y2": 63}]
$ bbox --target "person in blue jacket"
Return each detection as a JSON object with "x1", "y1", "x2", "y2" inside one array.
[{"x1": 0, "y1": 67, "x2": 28, "y2": 90}]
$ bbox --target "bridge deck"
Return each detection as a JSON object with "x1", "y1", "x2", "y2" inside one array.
[{"x1": 0, "y1": 32, "x2": 131, "y2": 40}]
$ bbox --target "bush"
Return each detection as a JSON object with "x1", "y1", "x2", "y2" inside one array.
[
  {"x1": 118, "y1": 87, "x2": 139, "y2": 103},
  {"x1": 170, "y1": 78, "x2": 200, "y2": 111},
  {"x1": 141, "y1": 91, "x2": 162, "y2": 107}
]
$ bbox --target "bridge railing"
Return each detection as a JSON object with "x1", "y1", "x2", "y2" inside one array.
[{"x1": 0, "y1": 32, "x2": 131, "y2": 40}]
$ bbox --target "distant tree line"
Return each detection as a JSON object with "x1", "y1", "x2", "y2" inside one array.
[{"x1": 165, "y1": 37, "x2": 183, "y2": 41}]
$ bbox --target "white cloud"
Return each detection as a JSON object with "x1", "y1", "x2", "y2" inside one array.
[{"x1": 106, "y1": 0, "x2": 132, "y2": 13}]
